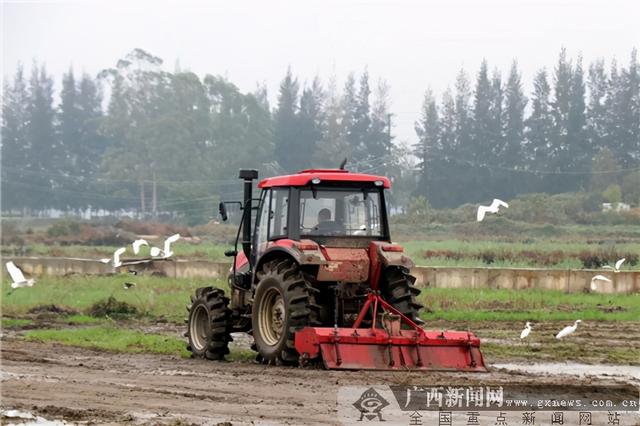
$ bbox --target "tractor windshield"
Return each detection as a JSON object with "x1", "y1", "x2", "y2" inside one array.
[{"x1": 299, "y1": 188, "x2": 384, "y2": 237}]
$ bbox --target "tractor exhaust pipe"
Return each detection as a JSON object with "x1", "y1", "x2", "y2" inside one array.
[{"x1": 239, "y1": 169, "x2": 258, "y2": 260}]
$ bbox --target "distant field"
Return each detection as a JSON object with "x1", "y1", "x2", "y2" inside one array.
[
  {"x1": 3, "y1": 275, "x2": 639, "y2": 324},
  {"x1": 3, "y1": 238, "x2": 639, "y2": 269}
]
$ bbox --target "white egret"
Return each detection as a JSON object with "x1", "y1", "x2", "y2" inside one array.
[
  {"x1": 132, "y1": 239, "x2": 149, "y2": 255},
  {"x1": 150, "y1": 246, "x2": 162, "y2": 257},
  {"x1": 113, "y1": 247, "x2": 126, "y2": 268},
  {"x1": 590, "y1": 275, "x2": 612, "y2": 291},
  {"x1": 476, "y1": 199, "x2": 509, "y2": 222},
  {"x1": 161, "y1": 233, "x2": 181, "y2": 258},
  {"x1": 520, "y1": 322, "x2": 532, "y2": 339},
  {"x1": 555, "y1": 320, "x2": 582, "y2": 339},
  {"x1": 5, "y1": 261, "x2": 35, "y2": 289},
  {"x1": 603, "y1": 258, "x2": 626, "y2": 273}
]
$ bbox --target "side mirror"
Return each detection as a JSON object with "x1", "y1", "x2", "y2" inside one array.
[{"x1": 219, "y1": 202, "x2": 228, "y2": 221}]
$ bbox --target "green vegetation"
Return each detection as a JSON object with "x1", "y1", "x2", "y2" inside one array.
[
  {"x1": 419, "y1": 288, "x2": 640, "y2": 321},
  {"x1": 25, "y1": 326, "x2": 190, "y2": 357},
  {"x1": 2, "y1": 275, "x2": 228, "y2": 323},
  {"x1": 1, "y1": 318, "x2": 33, "y2": 328}
]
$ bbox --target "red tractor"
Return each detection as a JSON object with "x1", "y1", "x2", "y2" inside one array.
[{"x1": 186, "y1": 168, "x2": 486, "y2": 371}]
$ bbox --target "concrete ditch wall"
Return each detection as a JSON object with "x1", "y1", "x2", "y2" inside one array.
[{"x1": 2, "y1": 256, "x2": 639, "y2": 294}]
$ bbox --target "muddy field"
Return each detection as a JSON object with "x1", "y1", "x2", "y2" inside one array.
[{"x1": 2, "y1": 320, "x2": 639, "y2": 425}]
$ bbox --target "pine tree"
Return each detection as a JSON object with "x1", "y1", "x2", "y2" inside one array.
[
  {"x1": 298, "y1": 76, "x2": 325, "y2": 169},
  {"x1": 368, "y1": 79, "x2": 392, "y2": 171},
  {"x1": 472, "y1": 60, "x2": 493, "y2": 159},
  {"x1": 524, "y1": 68, "x2": 554, "y2": 192},
  {"x1": 568, "y1": 56, "x2": 588, "y2": 188},
  {"x1": 414, "y1": 88, "x2": 440, "y2": 201},
  {"x1": 500, "y1": 61, "x2": 527, "y2": 196},
  {"x1": 547, "y1": 48, "x2": 574, "y2": 193},
  {"x1": 1, "y1": 65, "x2": 29, "y2": 212},
  {"x1": 58, "y1": 68, "x2": 83, "y2": 208},
  {"x1": 314, "y1": 75, "x2": 349, "y2": 167},
  {"x1": 587, "y1": 59, "x2": 609, "y2": 153},
  {"x1": 25, "y1": 64, "x2": 57, "y2": 210},
  {"x1": 273, "y1": 67, "x2": 301, "y2": 172},
  {"x1": 352, "y1": 71, "x2": 372, "y2": 164},
  {"x1": 342, "y1": 73, "x2": 358, "y2": 165}
]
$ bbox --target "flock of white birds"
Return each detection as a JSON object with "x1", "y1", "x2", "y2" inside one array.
[
  {"x1": 5, "y1": 233, "x2": 181, "y2": 290},
  {"x1": 476, "y1": 198, "x2": 628, "y2": 342},
  {"x1": 519, "y1": 319, "x2": 583, "y2": 341}
]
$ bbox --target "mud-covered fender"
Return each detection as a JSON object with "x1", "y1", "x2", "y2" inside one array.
[
  {"x1": 368, "y1": 241, "x2": 414, "y2": 290},
  {"x1": 253, "y1": 239, "x2": 327, "y2": 282},
  {"x1": 370, "y1": 241, "x2": 415, "y2": 269}
]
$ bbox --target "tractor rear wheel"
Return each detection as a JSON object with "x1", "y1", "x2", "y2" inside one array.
[
  {"x1": 252, "y1": 259, "x2": 319, "y2": 365},
  {"x1": 186, "y1": 286, "x2": 232, "y2": 360},
  {"x1": 382, "y1": 267, "x2": 424, "y2": 326}
]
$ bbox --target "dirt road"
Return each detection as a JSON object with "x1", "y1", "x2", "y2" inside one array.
[{"x1": 1, "y1": 336, "x2": 638, "y2": 425}]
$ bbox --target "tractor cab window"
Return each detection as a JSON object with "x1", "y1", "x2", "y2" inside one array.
[
  {"x1": 299, "y1": 188, "x2": 383, "y2": 237},
  {"x1": 268, "y1": 188, "x2": 289, "y2": 239}
]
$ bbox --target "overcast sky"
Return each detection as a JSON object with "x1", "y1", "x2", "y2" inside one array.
[{"x1": 3, "y1": 0, "x2": 639, "y2": 146}]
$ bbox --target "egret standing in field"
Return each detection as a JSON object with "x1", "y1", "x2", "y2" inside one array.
[
  {"x1": 603, "y1": 258, "x2": 626, "y2": 273},
  {"x1": 476, "y1": 199, "x2": 509, "y2": 222},
  {"x1": 555, "y1": 320, "x2": 582, "y2": 339},
  {"x1": 132, "y1": 239, "x2": 149, "y2": 255},
  {"x1": 5, "y1": 261, "x2": 35, "y2": 289},
  {"x1": 590, "y1": 275, "x2": 612, "y2": 291},
  {"x1": 520, "y1": 321, "x2": 532, "y2": 339}
]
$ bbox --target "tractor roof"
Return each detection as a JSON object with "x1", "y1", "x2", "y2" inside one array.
[{"x1": 258, "y1": 169, "x2": 391, "y2": 189}]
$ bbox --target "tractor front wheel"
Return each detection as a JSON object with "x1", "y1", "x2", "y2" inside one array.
[
  {"x1": 186, "y1": 286, "x2": 232, "y2": 360},
  {"x1": 252, "y1": 260, "x2": 319, "y2": 365}
]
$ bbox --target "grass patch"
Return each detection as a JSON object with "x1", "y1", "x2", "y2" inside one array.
[
  {"x1": 419, "y1": 288, "x2": 640, "y2": 321},
  {"x1": 25, "y1": 326, "x2": 190, "y2": 357},
  {"x1": 2, "y1": 275, "x2": 228, "y2": 323},
  {"x1": 1, "y1": 318, "x2": 33, "y2": 328}
]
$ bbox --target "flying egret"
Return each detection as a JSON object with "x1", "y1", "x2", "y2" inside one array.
[
  {"x1": 476, "y1": 199, "x2": 509, "y2": 222},
  {"x1": 603, "y1": 258, "x2": 626, "y2": 273},
  {"x1": 590, "y1": 275, "x2": 612, "y2": 291},
  {"x1": 150, "y1": 246, "x2": 162, "y2": 257},
  {"x1": 132, "y1": 239, "x2": 149, "y2": 255},
  {"x1": 520, "y1": 322, "x2": 532, "y2": 339},
  {"x1": 555, "y1": 320, "x2": 582, "y2": 339},
  {"x1": 5, "y1": 261, "x2": 35, "y2": 289},
  {"x1": 113, "y1": 247, "x2": 126, "y2": 268},
  {"x1": 161, "y1": 233, "x2": 181, "y2": 258}
]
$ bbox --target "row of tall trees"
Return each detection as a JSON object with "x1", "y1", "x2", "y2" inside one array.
[
  {"x1": 2, "y1": 48, "x2": 639, "y2": 221},
  {"x1": 415, "y1": 48, "x2": 640, "y2": 207},
  {"x1": 1, "y1": 49, "x2": 395, "y2": 221}
]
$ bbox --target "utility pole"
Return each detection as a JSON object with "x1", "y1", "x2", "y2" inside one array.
[
  {"x1": 387, "y1": 113, "x2": 392, "y2": 152},
  {"x1": 152, "y1": 173, "x2": 157, "y2": 216}
]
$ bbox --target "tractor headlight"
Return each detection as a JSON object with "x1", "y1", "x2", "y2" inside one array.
[{"x1": 311, "y1": 178, "x2": 321, "y2": 185}]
